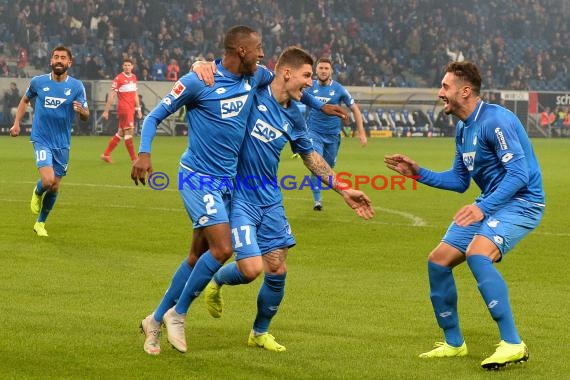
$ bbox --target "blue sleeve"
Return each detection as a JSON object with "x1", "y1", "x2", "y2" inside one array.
[
  {"x1": 300, "y1": 91, "x2": 325, "y2": 110},
  {"x1": 25, "y1": 78, "x2": 37, "y2": 99},
  {"x1": 288, "y1": 109, "x2": 313, "y2": 154},
  {"x1": 477, "y1": 118, "x2": 529, "y2": 215},
  {"x1": 341, "y1": 87, "x2": 356, "y2": 108},
  {"x1": 76, "y1": 81, "x2": 88, "y2": 108},
  {"x1": 254, "y1": 64, "x2": 275, "y2": 87},
  {"x1": 417, "y1": 150, "x2": 471, "y2": 192},
  {"x1": 477, "y1": 165, "x2": 527, "y2": 215},
  {"x1": 139, "y1": 74, "x2": 201, "y2": 153},
  {"x1": 139, "y1": 104, "x2": 171, "y2": 153}
]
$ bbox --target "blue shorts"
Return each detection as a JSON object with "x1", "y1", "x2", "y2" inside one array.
[
  {"x1": 33, "y1": 143, "x2": 69, "y2": 177},
  {"x1": 442, "y1": 199, "x2": 544, "y2": 258},
  {"x1": 309, "y1": 132, "x2": 341, "y2": 168},
  {"x1": 178, "y1": 165, "x2": 232, "y2": 229},
  {"x1": 230, "y1": 200, "x2": 296, "y2": 260}
]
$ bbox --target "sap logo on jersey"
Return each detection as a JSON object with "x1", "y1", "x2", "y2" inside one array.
[
  {"x1": 315, "y1": 96, "x2": 330, "y2": 103},
  {"x1": 44, "y1": 97, "x2": 67, "y2": 109},
  {"x1": 220, "y1": 94, "x2": 248, "y2": 119},
  {"x1": 251, "y1": 119, "x2": 283, "y2": 143},
  {"x1": 462, "y1": 151, "x2": 476, "y2": 171}
]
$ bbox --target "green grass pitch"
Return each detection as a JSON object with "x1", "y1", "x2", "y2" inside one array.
[{"x1": 1, "y1": 136, "x2": 568, "y2": 379}]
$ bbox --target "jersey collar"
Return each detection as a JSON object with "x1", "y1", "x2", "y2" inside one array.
[{"x1": 465, "y1": 100, "x2": 484, "y2": 126}]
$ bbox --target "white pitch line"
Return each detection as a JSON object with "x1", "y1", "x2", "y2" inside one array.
[
  {"x1": 375, "y1": 206, "x2": 427, "y2": 227},
  {"x1": 283, "y1": 195, "x2": 428, "y2": 226},
  {"x1": 283, "y1": 197, "x2": 428, "y2": 227},
  {"x1": 3, "y1": 182, "x2": 568, "y2": 236}
]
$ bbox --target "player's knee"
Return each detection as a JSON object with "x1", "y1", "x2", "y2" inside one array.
[
  {"x1": 209, "y1": 245, "x2": 233, "y2": 263},
  {"x1": 240, "y1": 266, "x2": 262, "y2": 282},
  {"x1": 41, "y1": 178, "x2": 57, "y2": 191},
  {"x1": 265, "y1": 262, "x2": 287, "y2": 276},
  {"x1": 427, "y1": 252, "x2": 447, "y2": 266},
  {"x1": 237, "y1": 257, "x2": 263, "y2": 282}
]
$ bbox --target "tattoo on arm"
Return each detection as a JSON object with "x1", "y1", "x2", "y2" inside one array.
[{"x1": 300, "y1": 151, "x2": 343, "y2": 194}]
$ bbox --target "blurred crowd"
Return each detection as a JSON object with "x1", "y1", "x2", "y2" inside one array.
[{"x1": 0, "y1": 0, "x2": 568, "y2": 90}]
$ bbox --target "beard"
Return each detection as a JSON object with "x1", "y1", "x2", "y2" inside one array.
[{"x1": 51, "y1": 63, "x2": 69, "y2": 76}]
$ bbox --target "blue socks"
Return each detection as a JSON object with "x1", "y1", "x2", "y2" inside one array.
[
  {"x1": 154, "y1": 259, "x2": 193, "y2": 322},
  {"x1": 175, "y1": 251, "x2": 222, "y2": 315},
  {"x1": 428, "y1": 261, "x2": 464, "y2": 347},
  {"x1": 213, "y1": 261, "x2": 250, "y2": 286},
  {"x1": 467, "y1": 254, "x2": 521, "y2": 344},
  {"x1": 38, "y1": 191, "x2": 58, "y2": 222},
  {"x1": 310, "y1": 174, "x2": 321, "y2": 202},
  {"x1": 253, "y1": 273, "x2": 286, "y2": 334}
]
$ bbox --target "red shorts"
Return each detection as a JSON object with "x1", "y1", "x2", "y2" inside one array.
[{"x1": 118, "y1": 111, "x2": 135, "y2": 129}]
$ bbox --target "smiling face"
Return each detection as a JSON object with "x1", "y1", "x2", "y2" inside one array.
[
  {"x1": 437, "y1": 61, "x2": 482, "y2": 120},
  {"x1": 50, "y1": 49, "x2": 72, "y2": 76},
  {"x1": 438, "y1": 72, "x2": 464, "y2": 116},
  {"x1": 239, "y1": 32, "x2": 264, "y2": 75},
  {"x1": 284, "y1": 63, "x2": 314, "y2": 101},
  {"x1": 271, "y1": 47, "x2": 315, "y2": 105}
]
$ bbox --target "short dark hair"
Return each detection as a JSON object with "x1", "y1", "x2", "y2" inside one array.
[
  {"x1": 51, "y1": 45, "x2": 73, "y2": 61},
  {"x1": 224, "y1": 25, "x2": 257, "y2": 51},
  {"x1": 123, "y1": 58, "x2": 133, "y2": 64},
  {"x1": 316, "y1": 57, "x2": 333, "y2": 66},
  {"x1": 444, "y1": 61, "x2": 481, "y2": 95},
  {"x1": 275, "y1": 47, "x2": 314, "y2": 71}
]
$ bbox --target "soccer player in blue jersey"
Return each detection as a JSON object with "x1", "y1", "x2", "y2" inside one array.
[
  {"x1": 9, "y1": 46, "x2": 89, "y2": 237},
  {"x1": 384, "y1": 61, "x2": 545, "y2": 370},
  {"x1": 306, "y1": 57, "x2": 367, "y2": 211},
  {"x1": 199, "y1": 47, "x2": 374, "y2": 352},
  {"x1": 132, "y1": 26, "x2": 347, "y2": 355}
]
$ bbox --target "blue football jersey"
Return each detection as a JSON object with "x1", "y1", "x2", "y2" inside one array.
[
  {"x1": 139, "y1": 61, "x2": 274, "y2": 177},
  {"x1": 456, "y1": 101, "x2": 545, "y2": 213},
  {"x1": 235, "y1": 86, "x2": 314, "y2": 206},
  {"x1": 306, "y1": 79, "x2": 355, "y2": 135},
  {"x1": 27, "y1": 73, "x2": 88, "y2": 149}
]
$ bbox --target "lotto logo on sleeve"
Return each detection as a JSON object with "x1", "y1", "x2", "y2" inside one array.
[
  {"x1": 44, "y1": 97, "x2": 66, "y2": 109},
  {"x1": 170, "y1": 81, "x2": 186, "y2": 98},
  {"x1": 220, "y1": 94, "x2": 248, "y2": 118}
]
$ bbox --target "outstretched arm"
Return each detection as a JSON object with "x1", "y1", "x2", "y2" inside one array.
[
  {"x1": 384, "y1": 152, "x2": 470, "y2": 193},
  {"x1": 384, "y1": 153, "x2": 420, "y2": 177},
  {"x1": 131, "y1": 104, "x2": 172, "y2": 185},
  {"x1": 300, "y1": 91, "x2": 348, "y2": 120},
  {"x1": 300, "y1": 151, "x2": 374, "y2": 220}
]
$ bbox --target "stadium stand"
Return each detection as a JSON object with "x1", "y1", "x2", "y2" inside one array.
[
  {"x1": 0, "y1": 0, "x2": 568, "y2": 92},
  {"x1": 0, "y1": 0, "x2": 568, "y2": 138}
]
